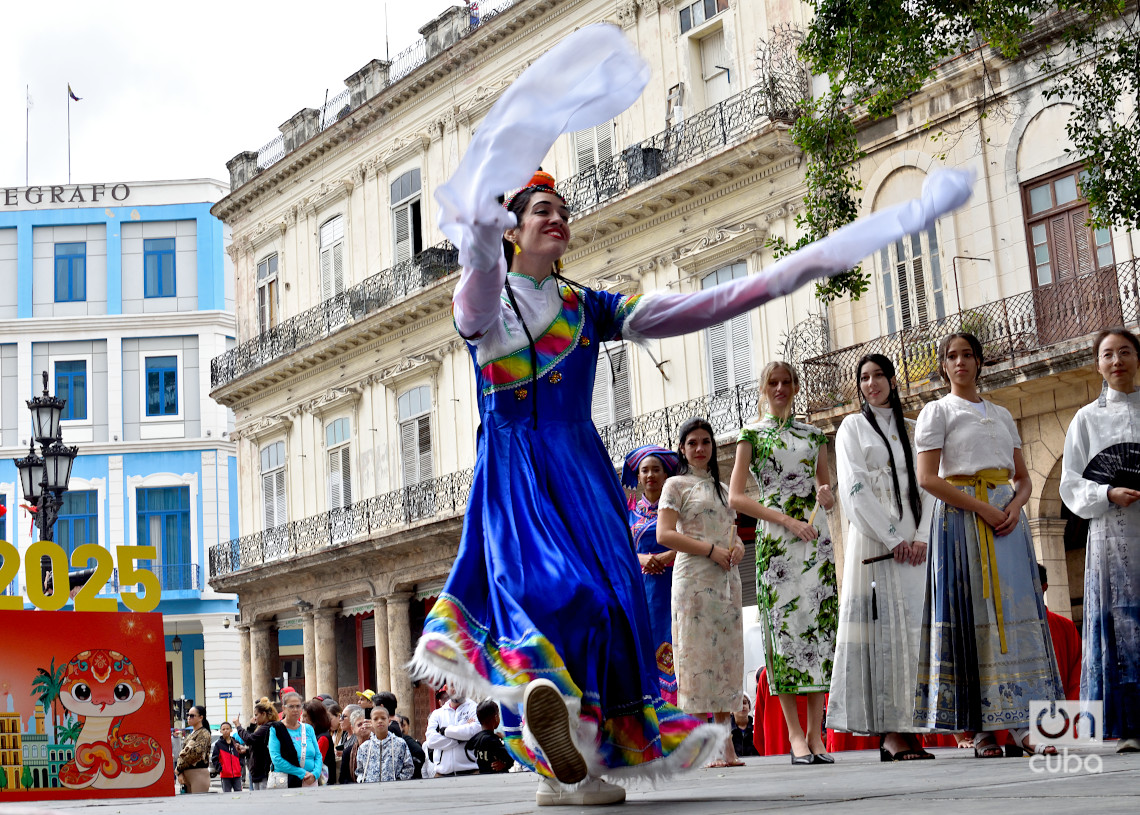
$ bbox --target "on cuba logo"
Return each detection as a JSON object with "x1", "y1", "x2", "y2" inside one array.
[{"x1": 1028, "y1": 700, "x2": 1103, "y2": 746}]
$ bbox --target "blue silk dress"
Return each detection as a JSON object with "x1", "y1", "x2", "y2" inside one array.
[{"x1": 415, "y1": 278, "x2": 712, "y2": 779}]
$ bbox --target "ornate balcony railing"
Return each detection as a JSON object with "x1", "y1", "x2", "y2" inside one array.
[
  {"x1": 556, "y1": 67, "x2": 808, "y2": 215},
  {"x1": 212, "y1": 242, "x2": 459, "y2": 389},
  {"x1": 210, "y1": 469, "x2": 475, "y2": 577},
  {"x1": 798, "y1": 260, "x2": 1140, "y2": 414}
]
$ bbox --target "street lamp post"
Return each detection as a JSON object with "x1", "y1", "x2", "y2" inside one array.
[{"x1": 13, "y1": 371, "x2": 78, "y2": 590}]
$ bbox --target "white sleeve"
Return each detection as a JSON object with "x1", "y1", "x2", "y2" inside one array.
[
  {"x1": 914, "y1": 401, "x2": 946, "y2": 454},
  {"x1": 1060, "y1": 409, "x2": 1112, "y2": 519},
  {"x1": 835, "y1": 417, "x2": 905, "y2": 550},
  {"x1": 624, "y1": 169, "x2": 973, "y2": 342},
  {"x1": 437, "y1": 25, "x2": 649, "y2": 337}
]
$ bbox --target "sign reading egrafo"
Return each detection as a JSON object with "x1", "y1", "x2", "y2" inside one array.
[
  {"x1": 0, "y1": 541, "x2": 161, "y2": 612},
  {"x1": 2, "y1": 183, "x2": 131, "y2": 206}
]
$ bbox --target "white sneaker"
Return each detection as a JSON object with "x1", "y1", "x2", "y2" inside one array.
[
  {"x1": 536, "y1": 777, "x2": 626, "y2": 806},
  {"x1": 523, "y1": 679, "x2": 588, "y2": 784}
]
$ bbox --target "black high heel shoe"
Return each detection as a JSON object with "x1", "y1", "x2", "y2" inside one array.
[
  {"x1": 811, "y1": 751, "x2": 835, "y2": 764},
  {"x1": 790, "y1": 749, "x2": 814, "y2": 765}
]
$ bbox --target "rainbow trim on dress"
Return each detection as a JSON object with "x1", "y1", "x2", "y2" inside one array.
[
  {"x1": 424, "y1": 593, "x2": 710, "y2": 776},
  {"x1": 480, "y1": 285, "x2": 584, "y2": 394}
]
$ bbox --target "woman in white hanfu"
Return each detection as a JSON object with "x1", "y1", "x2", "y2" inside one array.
[
  {"x1": 1060, "y1": 328, "x2": 1140, "y2": 753},
  {"x1": 828, "y1": 354, "x2": 935, "y2": 761},
  {"x1": 913, "y1": 333, "x2": 1062, "y2": 757}
]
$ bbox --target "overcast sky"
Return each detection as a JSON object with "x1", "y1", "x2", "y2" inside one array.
[{"x1": 3, "y1": 0, "x2": 464, "y2": 189}]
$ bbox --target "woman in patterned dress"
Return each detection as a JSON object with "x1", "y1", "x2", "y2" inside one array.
[
  {"x1": 729, "y1": 361, "x2": 838, "y2": 765},
  {"x1": 657, "y1": 418, "x2": 746, "y2": 767},
  {"x1": 623, "y1": 445, "x2": 682, "y2": 705}
]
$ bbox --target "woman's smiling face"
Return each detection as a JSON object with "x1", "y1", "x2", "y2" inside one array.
[{"x1": 510, "y1": 192, "x2": 570, "y2": 257}]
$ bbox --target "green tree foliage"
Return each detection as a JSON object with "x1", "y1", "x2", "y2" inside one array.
[
  {"x1": 0, "y1": 763, "x2": 8, "y2": 790},
  {"x1": 57, "y1": 717, "x2": 83, "y2": 745},
  {"x1": 30, "y1": 657, "x2": 66, "y2": 742},
  {"x1": 781, "y1": 1, "x2": 1138, "y2": 302},
  {"x1": 20, "y1": 765, "x2": 32, "y2": 791}
]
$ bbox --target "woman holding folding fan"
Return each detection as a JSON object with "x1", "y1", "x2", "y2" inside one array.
[{"x1": 1060, "y1": 328, "x2": 1140, "y2": 753}]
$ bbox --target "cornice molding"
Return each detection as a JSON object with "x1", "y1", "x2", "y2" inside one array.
[
  {"x1": 301, "y1": 178, "x2": 355, "y2": 217},
  {"x1": 304, "y1": 384, "x2": 365, "y2": 418},
  {"x1": 231, "y1": 413, "x2": 292, "y2": 443},
  {"x1": 380, "y1": 133, "x2": 432, "y2": 171},
  {"x1": 674, "y1": 221, "x2": 768, "y2": 274}
]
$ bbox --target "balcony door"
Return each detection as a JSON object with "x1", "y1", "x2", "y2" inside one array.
[{"x1": 1025, "y1": 166, "x2": 1118, "y2": 345}]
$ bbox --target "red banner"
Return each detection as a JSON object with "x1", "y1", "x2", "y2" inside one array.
[{"x1": 0, "y1": 610, "x2": 173, "y2": 801}]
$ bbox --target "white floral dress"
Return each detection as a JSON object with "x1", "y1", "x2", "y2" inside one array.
[
  {"x1": 740, "y1": 416, "x2": 837, "y2": 695},
  {"x1": 660, "y1": 469, "x2": 744, "y2": 713}
]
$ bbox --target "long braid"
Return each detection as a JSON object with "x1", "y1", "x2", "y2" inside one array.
[
  {"x1": 856, "y1": 353, "x2": 921, "y2": 525},
  {"x1": 891, "y1": 388, "x2": 923, "y2": 524}
]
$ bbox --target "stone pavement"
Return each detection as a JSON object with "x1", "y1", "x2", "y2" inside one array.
[{"x1": 1, "y1": 746, "x2": 1135, "y2": 815}]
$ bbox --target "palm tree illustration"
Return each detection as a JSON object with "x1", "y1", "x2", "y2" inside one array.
[{"x1": 30, "y1": 658, "x2": 66, "y2": 742}]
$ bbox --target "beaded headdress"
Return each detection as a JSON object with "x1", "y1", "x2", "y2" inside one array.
[{"x1": 503, "y1": 169, "x2": 562, "y2": 210}]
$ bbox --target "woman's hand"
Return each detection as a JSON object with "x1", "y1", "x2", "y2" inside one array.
[
  {"x1": 816, "y1": 484, "x2": 835, "y2": 511},
  {"x1": 893, "y1": 540, "x2": 927, "y2": 567},
  {"x1": 639, "y1": 553, "x2": 664, "y2": 575},
  {"x1": 1108, "y1": 487, "x2": 1140, "y2": 507},
  {"x1": 709, "y1": 545, "x2": 733, "y2": 571},
  {"x1": 976, "y1": 502, "x2": 1006, "y2": 532},
  {"x1": 783, "y1": 515, "x2": 818, "y2": 542},
  {"x1": 728, "y1": 543, "x2": 745, "y2": 569},
  {"x1": 302, "y1": 771, "x2": 316, "y2": 787}
]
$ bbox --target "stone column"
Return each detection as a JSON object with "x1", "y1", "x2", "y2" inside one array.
[
  {"x1": 1028, "y1": 517, "x2": 1072, "y2": 618},
  {"x1": 201, "y1": 614, "x2": 243, "y2": 724},
  {"x1": 238, "y1": 623, "x2": 253, "y2": 718},
  {"x1": 249, "y1": 620, "x2": 276, "y2": 702},
  {"x1": 386, "y1": 592, "x2": 415, "y2": 718},
  {"x1": 301, "y1": 610, "x2": 318, "y2": 697},
  {"x1": 371, "y1": 597, "x2": 390, "y2": 693},
  {"x1": 314, "y1": 608, "x2": 340, "y2": 697}
]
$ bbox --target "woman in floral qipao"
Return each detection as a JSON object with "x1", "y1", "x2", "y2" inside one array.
[{"x1": 729, "y1": 361, "x2": 838, "y2": 765}]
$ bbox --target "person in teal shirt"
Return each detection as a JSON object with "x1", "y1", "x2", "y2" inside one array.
[{"x1": 268, "y1": 692, "x2": 321, "y2": 787}]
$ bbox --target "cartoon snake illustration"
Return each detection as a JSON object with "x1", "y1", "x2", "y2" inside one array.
[{"x1": 56, "y1": 649, "x2": 167, "y2": 790}]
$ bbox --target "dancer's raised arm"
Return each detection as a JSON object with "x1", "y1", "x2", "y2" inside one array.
[{"x1": 624, "y1": 168, "x2": 972, "y2": 342}]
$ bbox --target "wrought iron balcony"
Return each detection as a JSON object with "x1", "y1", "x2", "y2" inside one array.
[
  {"x1": 211, "y1": 242, "x2": 459, "y2": 389},
  {"x1": 557, "y1": 64, "x2": 808, "y2": 215},
  {"x1": 799, "y1": 260, "x2": 1140, "y2": 414},
  {"x1": 210, "y1": 469, "x2": 475, "y2": 577}
]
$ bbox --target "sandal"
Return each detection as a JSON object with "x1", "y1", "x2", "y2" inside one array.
[
  {"x1": 707, "y1": 759, "x2": 728, "y2": 769},
  {"x1": 972, "y1": 733, "x2": 1003, "y2": 758},
  {"x1": 1006, "y1": 728, "x2": 1057, "y2": 757}
]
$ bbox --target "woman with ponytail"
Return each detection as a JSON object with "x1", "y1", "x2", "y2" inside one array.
[
  {"x1": 827, "y1": 354, "x2": 935, "y2": 761},
  {"x1": 411, "y1": 23, "x2": 972, "y2": 805}
]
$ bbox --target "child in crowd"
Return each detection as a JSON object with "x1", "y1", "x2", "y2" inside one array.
[
  {"x1": 348, "y1": 710, "x2": 373, "y2": 781},
  {"x1": 465, "y1": 701, "x2": 515, "y2": 774},
  {"x1": 355, "y1": 705, "x2": 414, "y2": 782}
]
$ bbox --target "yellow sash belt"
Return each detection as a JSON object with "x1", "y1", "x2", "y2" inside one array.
[{"x1": 946, "y1": 468, "x2": 1010, "y2": 654}]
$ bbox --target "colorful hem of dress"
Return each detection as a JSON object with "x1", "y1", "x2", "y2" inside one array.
[{"x1": 410, "y1": 595, "x2": 723, "y2": 782}]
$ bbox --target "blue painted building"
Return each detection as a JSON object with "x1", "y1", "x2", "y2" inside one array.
[{"x1": 0, "y1": 179, "x2": 240, "y2": 726}]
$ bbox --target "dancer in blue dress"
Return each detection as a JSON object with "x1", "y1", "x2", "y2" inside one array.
[
  {"x1": 408, "y1": 24, "x2": 973, "y2": 806},
  {"x1": 623, "y1": 445, "x2": 681, "y2": 706}
]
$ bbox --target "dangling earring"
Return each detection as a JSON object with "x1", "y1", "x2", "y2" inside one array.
[{"x1": 513, "y1": 242, "x2": 522, "y2": 256}]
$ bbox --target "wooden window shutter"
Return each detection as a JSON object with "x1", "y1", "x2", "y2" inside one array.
[
  {"x1": 400, "y1": 419, "x2": 417, "y2": 487},
  {"x1": 394, "y1": 205, "x2": 412, "y2": 263},
  {"x1": 417, "y1": 416, "x2": 432, "y2": 483}
]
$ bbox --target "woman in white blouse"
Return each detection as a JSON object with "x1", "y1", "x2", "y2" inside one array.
[
  {"x1": 657, "y1": 417, "x2": 746, "y2": 768},
  {"x1": 828, "y1": 354, "x2": 934, "y2": 761},
  {"x1": 913, "y1": 333, "x2": 1062, "y2": 757},
  {"x1": 1060, "y1": 328, "x2": 1140, "y2": 753}
]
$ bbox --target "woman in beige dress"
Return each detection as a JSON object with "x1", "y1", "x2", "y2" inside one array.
[{"x1": 658, "y1": 417, "x2": 746, "y2": 767}]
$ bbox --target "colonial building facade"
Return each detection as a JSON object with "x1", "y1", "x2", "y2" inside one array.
[
  {"x1": 208, "y1": 0, "x2": 1128, "y2": 734},
  {"x1": 209, "y1": 0, "x2": 820, "y2": 730},
  {"x1": 0, "y1": 178, "x2": 241, "y2": 726}
]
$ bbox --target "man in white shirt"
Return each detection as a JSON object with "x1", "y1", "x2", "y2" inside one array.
[{"x1": 424, "y1": 684, "x2": 481, "y2": 776}]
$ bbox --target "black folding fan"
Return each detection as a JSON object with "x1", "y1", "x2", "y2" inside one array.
[{"x1": 1081, "y1": 442, "x2": 1140, "y2": 491}]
